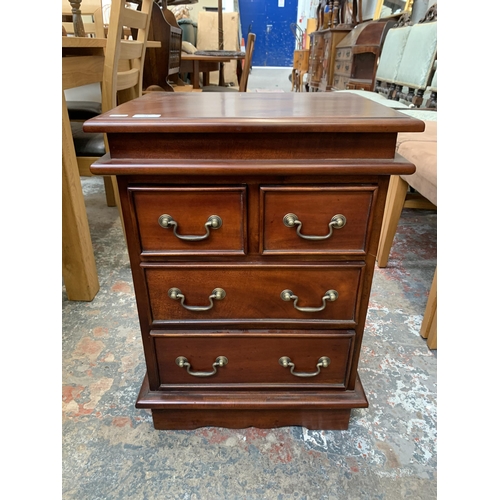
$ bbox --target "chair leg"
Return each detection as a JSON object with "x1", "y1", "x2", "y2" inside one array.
[
  {"x1": 377, "y1": 175, "x2": 409, "y2": 268},
  {"x1": 420, "y1": 267, "x2": 437, "y2": 349},
  {"x1": 103, "y1": 176, "x2": 117, "y2": 207},
  {"x1": 111, "y1": 175, "x2": 126, "y2": 237},
  {"x1": 76, "y1": 156, "x2": 117, "y2": 207}
]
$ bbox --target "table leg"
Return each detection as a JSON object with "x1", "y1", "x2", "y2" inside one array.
[
  {"x1": 62, "y1": 92, "x2": 99, "y2": 301},
  {"x1": 191, "y1": 60, "x2": 200, "y2": 89},
  {"x1": 236, "y1": 60, "x2": 242, "y2": 86},
  {"x1": 218, "y1": 62, "x2": 225, "y2": 86},
  {"x1": 203, "y1": 69, "x2": 210, "y2": 87}
]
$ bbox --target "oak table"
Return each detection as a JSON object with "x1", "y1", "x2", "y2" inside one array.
[
  {"x1": 62, "y1": 36, "x2": 107, "y2": 301},
  {"x1": 85, "y1": 92, "x2": 424, "y2": 430}
]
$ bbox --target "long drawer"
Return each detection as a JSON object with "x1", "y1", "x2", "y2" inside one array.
[
  {"x1": 143, "y1": 263, "x2": 364, "y2": 325},
  {"x1": 153, "y1": 332, "x2": 354, "y2": 388},
  {"x1": 130, "y1": 186, "x2": 247, "y2": 256},
  {"x1": 260, "y1": 185, "x2": 376, "y2": 255}
]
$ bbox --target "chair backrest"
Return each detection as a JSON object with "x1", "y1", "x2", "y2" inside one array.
[
  {"x1": 375, "y1": 25, "x2": 412, "y2": 84},
  {"x1": 62, "y1": 0, "x2": 105, "y2": 38},
  {"x1": 102, "y1": 0, "x2": 154, "y2": 112},
  {"x1": 393, "y1": 20, "x2": 437, "y2": 91},
  {"x1": 238, "y1": 33, "x2": 256, "y2": 92}
]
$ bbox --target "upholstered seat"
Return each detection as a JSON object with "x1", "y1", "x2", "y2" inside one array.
[
  {"x1": 397, "y1": 119, "x2": 437, "y2": 206},
  {"x1": 377, "y1": 111, "x2": 437, "y2": 349},
  {"x1": 336, "y1": 89, "x2": 411, "y2": 108}
]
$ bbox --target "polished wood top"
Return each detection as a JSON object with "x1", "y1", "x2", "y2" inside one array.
[{"x1": 83, "y1": 92, "x2": 425, "y2": 134}]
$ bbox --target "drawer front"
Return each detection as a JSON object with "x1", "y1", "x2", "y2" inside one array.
[
  {"x1": 342, "y1": 61, "x2": 351, "y2": 75},
  {"x1": 261, "y1": 186, "x2": 375, "y2": 255},
  {"x1": 130, "y1": 186, "x2": 246, "y2": 256},
  {"x1": 144, "y1": 263, "x2": 363, "y2": 324},
  {"x1": 336, "y1": 48, "x2": 351, "y2": 60},
  {"x1": 154, "y1": 332, "x2": 354, "y2": 388}
]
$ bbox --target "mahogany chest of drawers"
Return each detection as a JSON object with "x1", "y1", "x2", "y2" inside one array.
[{"x1": 86, "y1": 92, "x2": 423, "y2": 430}]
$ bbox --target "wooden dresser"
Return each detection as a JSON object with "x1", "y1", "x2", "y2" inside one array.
[
  {"x1": 86, "y1": 92, "x2": 423, "y2": 430},
  {"x1": 308, "y1": 27, "x2": 351, "y2": 91},
  {"x1": 332, "y1": 20, "x2": 395, "y2": 91}
]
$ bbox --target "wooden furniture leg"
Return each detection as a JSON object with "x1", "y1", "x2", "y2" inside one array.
[
  {"x1": 62, "y1": 92, "x2": 99, "y2": 301},
  {"x1": 75, "y1": 156, "x2": 117, "y2": 207},
  {"x1": 377, "y1": 175, "x2": 408, "y2": 268},
  {"x1": 420, "y1": 267, "x2": 437, "y2": 349},
  {"x1": 103, "y1": 176, "x2": 117, "y2": 207}
]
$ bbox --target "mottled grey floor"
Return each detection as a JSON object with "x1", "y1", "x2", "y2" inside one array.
[{"x1": 62, "y1": 175, "x2": 437, "y2": 500}]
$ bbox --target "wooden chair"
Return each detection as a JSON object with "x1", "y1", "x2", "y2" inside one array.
[
  {"x1": 70, "y1": 0, "x2": 154, "y2": 207},
  {"x1": 201, "y1": 33, "x2": 256, "y2": 93}
]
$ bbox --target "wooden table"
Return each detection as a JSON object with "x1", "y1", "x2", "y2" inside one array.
[
  {"x1": 180, "y1": 53, "x2": 244, "y2": 89},
  {"x1": 62, "y1": 36, "x2": 106, "y2": 301},
  {"x1": 85, "y1": 92, "x2": 424, "y2": 430}
]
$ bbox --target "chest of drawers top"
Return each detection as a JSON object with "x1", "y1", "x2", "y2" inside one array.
[{"x1": 86, "y1": 92, "x2": 424, "y2": 166}]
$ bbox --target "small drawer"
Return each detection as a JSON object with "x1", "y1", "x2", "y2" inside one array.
[
  {"x1": 336, "y1": 48, "x2": 350, "y2": 60},
  {"x1": 130, "y1": 186, "x2": 246, "y2": 256},
  {"x1": 153, "y1": 332, "x2": 354, "y2": 389},
  {"x1": 260, "y1": 186, "x2": 376, "y2": 255},
  {"x1": 144, "y1": 263, "x2": 363, "y2": 325}
]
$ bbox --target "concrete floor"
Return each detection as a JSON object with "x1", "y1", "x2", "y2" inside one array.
[
  {"x1": 247, "y1": 67, "x2": 294, "y2": 93},
  {"x1": 62, "y1": 71, "x2": 437, "y2": 499}
]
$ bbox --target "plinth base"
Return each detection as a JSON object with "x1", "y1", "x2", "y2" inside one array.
[{"x1": 136, "y1": 373, "x2": 368, "y2": 430}]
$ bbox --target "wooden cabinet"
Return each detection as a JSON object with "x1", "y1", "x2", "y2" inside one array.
[
  {"x1": 308, "y1": 28, "x2": 351, "y2": 91},
  {"x1": 333, "y1": 20, "x2": 395, "y2": 91},
  {"x1": 85, "y1": 92, "x2": 423, "y2": 431}
]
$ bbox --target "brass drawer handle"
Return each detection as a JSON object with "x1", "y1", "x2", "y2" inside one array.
[
  {"x1": 168, "y1": 287, "x2": 226, "y2": 311},
  {"x1": 281, "y1": 289, "x2": 338, "y2": 312},
  {"x1": 158, "y1": 214, "x2": 222, "y2": 241},
  {"x1": 283, "y1": 213, "x2": 346, "y2": 240},
  {"x1": 279, "y1": 356, "x2": 330, "y2": 377},
  {"x1": 176, "y1": 355, "x2": 228, "y2": 377}
]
